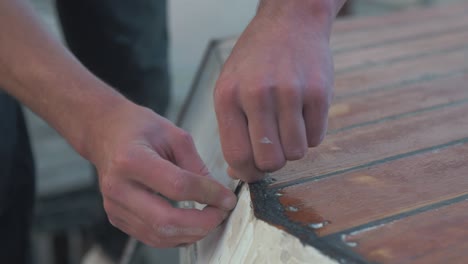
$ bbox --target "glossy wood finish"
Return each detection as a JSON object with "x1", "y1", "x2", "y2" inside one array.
[
  {"x1": 270, "y1": 102, "x2": 468, "y2": 187},
  {"x1": 258, "y1": 2, "x2": 468, "y2": 263},
  {"x1": 342, "y1": 201, "x2": 468, "y2": 264},
  {"x1": 180, "y1": 2, "x2": 468, "y2": 263},
  {"x1": 279, "y1": 143, "x2": 468, "y2": 236}
]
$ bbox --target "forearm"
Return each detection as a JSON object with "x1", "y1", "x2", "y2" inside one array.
[
  {"x1": 0, "y1": 0, "x2": 128, "y2": 159},
  {"x1": 257, "y1": 0, "x2": 347, "y2": 35}
]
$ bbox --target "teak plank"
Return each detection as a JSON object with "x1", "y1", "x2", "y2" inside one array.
[
  {"x1": 277, "y1": 142, "x2": 468, "y2": 236},
  {"x1": 342, "y1": 201, "x2": 468, "y2": 264},
  {"x1": 270, "y1": 102, "x2": 468, "y2": 187},
  {"x1": 334, "y1": 47, "x2": 468, "y2": 97},
  {"x1": 328, "y1": 72, "x2": 468, "y2": 132},
  {"x1": 332, "y1": 2, "x2": 468, "y2": 34},
  {"x1": 331, "y1": 8, "x2": 468, "y2": 53},
  {"x1": 334, "y1": 28, "x2": 468, "y2": 73}
]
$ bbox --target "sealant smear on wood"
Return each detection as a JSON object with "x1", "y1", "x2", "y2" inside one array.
[
  {"x1": 271, "y1": 137, "x2": 468, "y2": 190},
  {"x1": 249, "y1": 180, "x2": 370, "y2": 264}
]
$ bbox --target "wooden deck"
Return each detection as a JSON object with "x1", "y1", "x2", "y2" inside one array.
[
  {"x1": 258, "y1": 3, "x2": 468, "y2": 263},
  {"x1": 180, "y1": 2, "x2": 468, "y2": 263}
]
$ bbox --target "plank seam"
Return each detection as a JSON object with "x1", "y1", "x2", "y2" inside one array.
[
  {"x1": 336, "y1": 67, "x2": 468, "y2": 100},
  {"x1": 270, "y1": 137, "x2": 468, "y2": 190},
  {"x1": 323, "y1": 193, "x2": 468, "y2": 242},
  {"x1": 333, "y1": 3, "x2": 468, "y2": 37},
  {"x1": 333, "y1": 25, "x2": 468, "y2": 55},
  {"x1": 329, "y1": 97, "x2": 468, "y2": 135},
  {"x1": 336, "y1": 42, "x2": 468, "y2": 74},
  {"x1": 249, "y1": 181, "x2": 371, "y2": 264}
]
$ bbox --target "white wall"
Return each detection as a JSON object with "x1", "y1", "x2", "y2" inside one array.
[{"x1": 168, "y1": 0, "x2": 258, "y2": 112}]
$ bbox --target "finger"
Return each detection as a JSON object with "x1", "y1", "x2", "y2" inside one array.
[
  {"x1": 104, "y1": 199, "x2": 170, "y2": 247},
  {"x1": 303, "y1": 91, "x2": 329, "y2": 147},
  {"x1": 168, "y1": 129, "x2": 211, "y2": 177},
  {"x1": 241, "y1": 86, "x2": 286, "y2": 173},
  {"x1": 277, "y1": 88, "x2": 308, "y2": 161},
  {"x1": 125, "y1": 183, "x2": 228, "y2": 244},
  {"x1": 214, "y1": 83, "x2": 263, "y2": 182},
  {"x1": 129, "y1": 148, "x2": 237, "y2": 210}
]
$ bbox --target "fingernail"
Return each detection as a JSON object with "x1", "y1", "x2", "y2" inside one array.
[{"x1": 222, "y1": 195, "x2": 237, "y2": 210}]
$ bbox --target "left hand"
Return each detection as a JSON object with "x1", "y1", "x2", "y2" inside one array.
[{"x1": 214, "y1": 3, "x2": 335, "y2": 182}]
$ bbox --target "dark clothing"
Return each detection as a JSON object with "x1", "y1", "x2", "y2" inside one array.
[
  {"x1": 0, "y1": 93, "x2": 36, "y2": 264},
  {"x1": 0, "y1": 0, "x2": 169, "y2": 263},
  {"x1": 56, "y1": 0, "x2": 170, "y2": 115}
]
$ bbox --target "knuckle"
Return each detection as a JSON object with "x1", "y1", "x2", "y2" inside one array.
[
  {"x1": 169, "y1": 172, "x2": 188, "y2": 198},
  {"x1": 111, "y1": 149, "x2": 136, "y2": 171},
  {"x1": 223, "y1": 148, "x2": 251, "y2": 169},
  {"x1": 215, "y1": 74, "x2": 237, "y2": 90},
  {"x1": 247, "y1": 83, "x2": 274, "y2": 100},
  {"x1": 305, "y1": 84, "x2": 331, "y2": 108},
  {"x1": 279, "y1": 84, "x2": 302, "y2": 102},
  {"x1": 176, "y1": 130, "x2": 195, "y2": 148},
  {"x1": 214, "y1": 78, "x2": 237, "y2": 101}
]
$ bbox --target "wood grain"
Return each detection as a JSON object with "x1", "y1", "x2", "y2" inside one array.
[
  {"x1": 334, "y1": 47, "x2": 468, "y2": 97},
  {"x1": 277, "y1": 143, "x2": 468, "y2": 236},
  {"x1": 184, "y1": 3, "x2": 468, "y2": 263},
  {"x1": 328, "y1": 72, "x2": 468, "y2": 132},
  {"x1": 334, "y1": 28, "x2": 468, "y2": 73},
  {"x1": 270, "y1": 102, "x2": 468, "y2": 187},
  {"x1": 332, "y1": 8, "x2": 468, "y2": 53},
  {"x1": 342, "y1": 201, "x2": 468, "y2": 264},
  {"x1": 332, "y1": 2, "x2": 468, "y2": 34}
]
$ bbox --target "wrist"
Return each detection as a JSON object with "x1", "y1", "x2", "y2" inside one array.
[
  {"x1": 77, "y1": 84, "x2": 134, "y2": 164},
  {"x1": 257, "y1": 0, "x2": 342, "y2": 36}
]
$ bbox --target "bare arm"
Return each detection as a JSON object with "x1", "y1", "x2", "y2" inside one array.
[
  {"x1": 0, "y1": 0, "x2": 123, "y2": 156},
  {"x1": 0, "y1": 0, "x2": 236, "y2": 247},
  {"x1": 215, "y1": 0, "x2": 347, "y2": 181}
]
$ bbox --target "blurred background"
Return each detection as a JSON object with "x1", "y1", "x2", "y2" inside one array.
[{"x1": 26, "y1": 0, "x2": 461, "y2": 263}]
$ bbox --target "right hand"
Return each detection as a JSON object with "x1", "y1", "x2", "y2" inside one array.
[{"x1": 86, "y1": 101, "x2": 237, "y2": 247}]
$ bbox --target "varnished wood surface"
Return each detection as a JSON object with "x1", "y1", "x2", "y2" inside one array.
[
  {"x1": 279, "y1": 142, "x2": 468, "y2": 236},
  {"x1": 257, "y1": 2, "x2": 468, "y2": 263},
  {"x1": 328, "y1": 73, "x2": 468, "y2": 131},
  {"x1": 342, "y1": 201, "x2": 468, "y2": 264},
  {"x1": 180, "y1": 2, "x2": 468, "y2": 263},
  {"x1": 270, "y1": 102, "x2": 468, "y2": 187},
  {"x1": 331, "y1": 2, "x2": 468, "y2": 34}
]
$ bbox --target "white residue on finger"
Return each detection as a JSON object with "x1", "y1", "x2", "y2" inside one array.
[{"x1": 259, "y1": 137, "x2": 273, "y2": 144}]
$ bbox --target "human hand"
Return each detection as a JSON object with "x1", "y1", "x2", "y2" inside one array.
[
  {"x1": 214, "y1": 2, "x2": 335, "y2": 182},
  {"x1": 86, "y1": 102, "x2": 237, "y2": 247}
]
